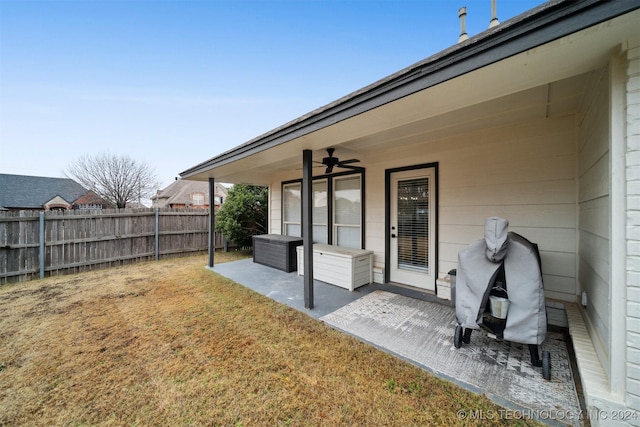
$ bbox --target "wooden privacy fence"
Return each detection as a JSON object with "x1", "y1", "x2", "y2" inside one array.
[{"x1": 0, "y1": 208, "x2": 229, "y2": 284}]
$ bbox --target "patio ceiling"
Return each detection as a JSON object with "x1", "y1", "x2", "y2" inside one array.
[{"x1": 181, "y1": 6, "x2": 639, "y2": 186}]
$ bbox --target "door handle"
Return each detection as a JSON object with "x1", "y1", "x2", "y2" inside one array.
[{"x1": 391, "y1": 234, "x2": 396, "y2": 238}]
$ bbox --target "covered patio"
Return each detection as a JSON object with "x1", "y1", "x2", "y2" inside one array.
[{"x1": 211, "y1": 258, "x2": 585, "y2": 426}]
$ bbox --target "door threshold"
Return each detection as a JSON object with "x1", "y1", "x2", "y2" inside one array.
[{"x1": 380, "y1": 281, "x2": 443, "y2": 305}]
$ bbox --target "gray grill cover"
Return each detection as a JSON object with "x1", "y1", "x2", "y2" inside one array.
[{"x1": 455, "y1": 217, "x2": 547, "y2": 345}]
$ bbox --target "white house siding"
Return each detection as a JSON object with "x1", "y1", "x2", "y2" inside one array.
[
  {"x1": 577, "y1": 66, "x2": 612, "y2": 378},
  {"x1": 364, "y1": 116, "x2": 578, "y2": 302},
  {"x1": 266, "y1": 114, "x2": 579, "y2": 303},
  {"x1": 626, "y1": 38, "x2": 640, "y2": 418},
  {"x1": 269, "y1": 186, "x2": 282, "y2": 235}
]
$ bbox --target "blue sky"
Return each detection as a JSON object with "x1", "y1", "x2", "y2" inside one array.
[{"x1": 0, "y1": 0, "x2": 543, "y2": 191}]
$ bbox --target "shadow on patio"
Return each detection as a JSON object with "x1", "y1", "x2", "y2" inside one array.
[{"x1": 210, "y1": 258, "x2": 586, "y2": 426}]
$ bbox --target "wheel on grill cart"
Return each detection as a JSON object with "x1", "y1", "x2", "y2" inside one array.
[
  {"x1": 542, "y1": 350, "x2": 551, "y2": 381},
  {"x1": 454, "y1": 325, "x2": 463, "y2": 348}
]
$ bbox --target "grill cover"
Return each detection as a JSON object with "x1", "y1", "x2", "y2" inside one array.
[{"x1": 455, "y1": 217, "x2": 547, "y2": 345}]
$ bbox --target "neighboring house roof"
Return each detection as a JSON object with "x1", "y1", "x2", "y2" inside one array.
[
  {"x1": 151, "y1": 179, "x2": 228, "y2": 208},
  {"x1": 180, "y1": 0, "x2": 640, "y2": 182},
  {"x1": 0, "y1": 173, "x2": 89, "y2": 210},
  {"x1": 73, "y1": 190, "x2": 111, "y2": 207}
]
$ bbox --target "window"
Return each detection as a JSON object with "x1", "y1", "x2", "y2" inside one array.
[
  {"x1": 313, "y1": 180, "x2": 328, "y2": 244},
  {"x1": 76, "y1": 204, "x2": 103, "y2": 210},
  {"x1": 334, "y1": 176, "x2": 361, "y2": 248},
  {"x1": 282, "y1": 172, "x2": 362, "y2": 248},
  {"x1": 191, "y1": 192, "x2": 205, "y2": 206},
  {"x1": 283, "y1": 182, "x2": 301, "y2": 237}
]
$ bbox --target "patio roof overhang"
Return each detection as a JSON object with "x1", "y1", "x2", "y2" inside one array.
[{"x1": 180, "y1": 0, "x2": 640, "y2": 186}]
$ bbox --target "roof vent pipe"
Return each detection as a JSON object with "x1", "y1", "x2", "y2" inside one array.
[
  {"x1": 489, "y1": 0, "x2": 500, "y2": 28},
  {"x1": 458, "y1": 7, "x2": 468, "y2": 43}
]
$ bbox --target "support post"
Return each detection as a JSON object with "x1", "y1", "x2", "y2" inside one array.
[
  {"x1": 208, "y1": 177, "x2": 216, "y2": 268},
  {"x1": 154, "y1": 208, "x2": 159, "y2": 260},
  {"x1": 302, "y1": 149, "x2": 314, "y2": 309},
  {"x1": 39, "y1": 212, "x2": 45, "y2": 279}
]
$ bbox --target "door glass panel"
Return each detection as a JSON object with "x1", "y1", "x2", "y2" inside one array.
[
  {"x1": 334, "y1": 176, "x2": 361, "y2": 225},
  {"x1": 336, "y1": 226, "x2": 360, "y2": 249},
  {"x1": 312, "y1": 225, "x2": 327, "y2": 244},
  {"x1": 313, "y1": 180, "x2": 328, "y2": 243},
  {"x1": 396, "y1": 177, "x2": 429, "y2": 272},
  {"x1": 283, "y1": 183, "x2": 301, "y2": 236},
  {"x1": 334, "y1": 176, "x2": 361, "y2": 248},
  {"x1": 283, "y1": 183, "x2": 301, "y2": 222},
  {"x1": 286, "y1": 224, "x2": 301, "y2": 237}
]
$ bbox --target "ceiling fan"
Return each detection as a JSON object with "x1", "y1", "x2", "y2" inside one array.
[{"x1": 319, "y1": 148, "x2": 361, "y2": 174}]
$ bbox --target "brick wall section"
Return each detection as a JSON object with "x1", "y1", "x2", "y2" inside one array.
[{"x1": 627, "y1": 37, "x2": 640, "y2": 418}]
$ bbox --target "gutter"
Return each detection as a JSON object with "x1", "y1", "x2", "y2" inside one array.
[{"x1": 180, "y1": 0, "x2": 640, "y2": 178}]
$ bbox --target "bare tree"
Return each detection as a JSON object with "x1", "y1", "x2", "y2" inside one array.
[{"x1": 65, "y1": 153, "x2": 161, "y2": 208}]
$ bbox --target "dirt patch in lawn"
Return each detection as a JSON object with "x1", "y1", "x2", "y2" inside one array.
[{"x1": 0, "y1": 251, "x2": 538, "y2": 426}]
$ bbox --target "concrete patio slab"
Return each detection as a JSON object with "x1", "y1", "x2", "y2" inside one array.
[
  {"x1": 209, "y1": 258, "x2": 585, "y2": 426},
  {"x1": 210, "y1": 258, "x2": 392, "y2": 318}
]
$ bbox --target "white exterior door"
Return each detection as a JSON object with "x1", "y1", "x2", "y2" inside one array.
[{"x1": 390, "y1": 168, "x2": 435, "y2": 290}]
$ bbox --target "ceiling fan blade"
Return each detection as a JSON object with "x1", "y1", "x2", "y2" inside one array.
[
  {"x1": 296, "y1": 165, "x2": 328, "y2": 170},
  {"x1": 295, "y1": 149, "x2": 359, "y2": 173}
]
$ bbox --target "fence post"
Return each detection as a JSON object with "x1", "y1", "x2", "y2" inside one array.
[
  {"x1": 39, "y1": 212, "x2": 45, "y2": 279},
  {"x1": 155, "y1": 208, "x2": 159, "y2": 260}
]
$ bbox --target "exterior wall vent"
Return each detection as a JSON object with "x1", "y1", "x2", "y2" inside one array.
[
  {"x1": 489, "y1": 0, "x2": 500, "y2": 28},
  {"x1": 458, "y1": 7, "x2": 468, "y2": 43}
]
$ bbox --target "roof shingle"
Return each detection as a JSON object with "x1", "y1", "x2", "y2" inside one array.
[{"x1": 0, "y1": 173, "x2": 88, "y2": 210}]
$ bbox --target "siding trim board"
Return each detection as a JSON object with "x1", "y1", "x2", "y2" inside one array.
[
  {"x1": 624, "y1": 37, "x2": 640, "y2": 413},
  {"x1": 607, "y1": 46, "x2": 624, "y2": 397}
]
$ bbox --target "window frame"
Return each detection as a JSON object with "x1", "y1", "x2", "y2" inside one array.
[
  {"x1": 191, "y1": 192, "x2": 205, "y2": 206},
  {"x1": 281, "y1": 169, "x2": 365, "y2": 248},
  {"x1": 312, "y1": 178, "x2": 329, "y2": 244},
  {"x1": 333, "y1": 174, "x2": 362, "y2": 249},
  {"x1": 282, "y1": 181, "x2": 302, "y2": 237}
]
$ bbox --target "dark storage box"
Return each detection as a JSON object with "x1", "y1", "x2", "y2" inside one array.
[{"x1": 252, "y1": 234, "x2": 303, "y2": 272}]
